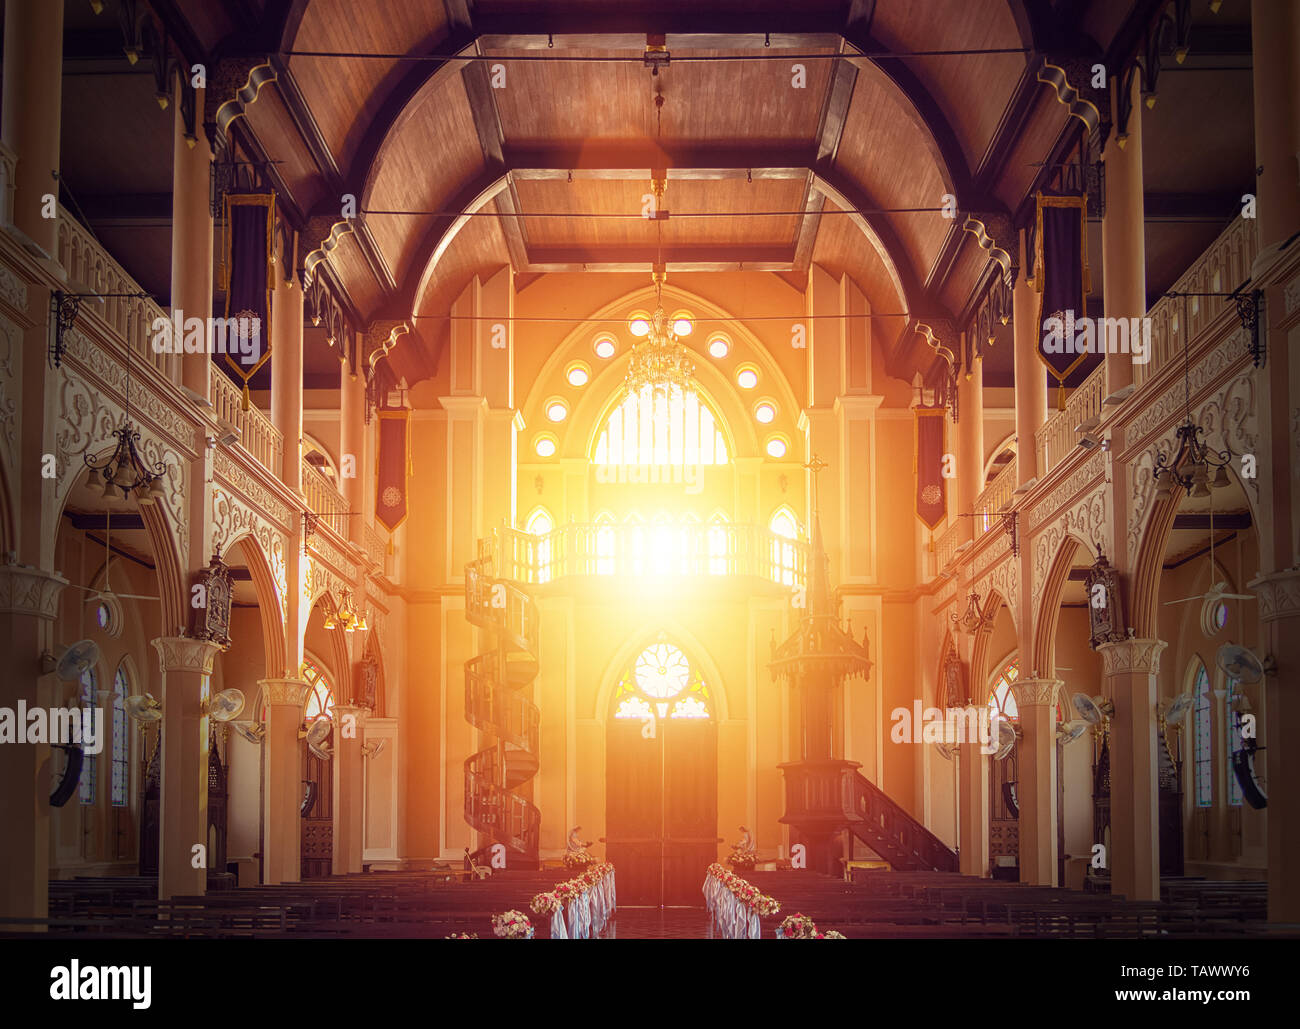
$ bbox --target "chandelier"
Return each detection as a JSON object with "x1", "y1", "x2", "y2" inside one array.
[
  {"x1": 624, "y1": 272, "x2": 695, "y2": 397},
  {"x1": 84, "y1": 421, "x2": 166, "y2": 503},
  {"x1": 324, "y1": 589, "x2": 369, "y2": 633},
  {"x1": 951, "y1": 590, "x2": 985, "y2": 635},
  {"x1": 1152, "y1": 334, "x2": 1230, "y2": 500}
]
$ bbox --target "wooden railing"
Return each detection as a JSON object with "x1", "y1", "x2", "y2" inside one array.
[
  {"x1": 934, "y1": 520, "x2": 961, "y2": 572},
  {"x1": 487, "y1": 522, "x2": 809, "y2": 588},
  {"x1": 365, "y1": 525, "x2": 388, "y2": 572},
  {"x1": 210, "y1": 370, "x2": 283, "y2": 476},
  {"x1": 301, "y1": 458, "x2": 349, "y2": 537},
  {"x1": 57, "y1": 207, "x2": 171, "y2": 380},
  {"x1": 1137, "y1": 214, "x2": 1257, "y2": 387},
  {"x1": 974, "y1": 454, "x2": 1018, "y2": 536},
  {"x1": 1035, "y1": 361, "x2": 1106, "y2": 475},
  {"x1": 850, "y1": 770, "x2": 960, "y2": 872}
]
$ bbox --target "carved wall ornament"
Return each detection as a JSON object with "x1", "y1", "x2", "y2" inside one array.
[
  {"x1": 190, "y1": 549, "x2": 233, "y2": 650},
  {"x1": 152, "y1": 635, "x2": 223, "y2": 676},
  {"x1": 1084, "y1": 547, "x2": 1127, "y2": 649},
  {"x1": 1097, "y1": 637, "x2": 1167, "y2": 677},
  {"x1": 1249, "y1": 569, "x2": 1300, "y2": 625},
  {"x1": 1010, "y1": 677, "x2": 1064, "y2": 708},
  {"x1": 0, "y1": 562, "x2": 69, "y2": 619},
  {"x1": 260, "y1": 677, "x2": 310, "y2": 708}
]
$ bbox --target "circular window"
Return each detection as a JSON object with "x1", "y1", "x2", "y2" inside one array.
[
  {"x1": 534, "y1": 435, "x2": 557, "y2": 458},
  {"x1": 566, "y1": 362, "x2": 590, "y2": 387},
  {"x1": 627, "y1": 313, "x2": 651, "y2": 338},
  {"x1": 766, "y1": 436, "x2": 788, "y2": 459},
  {"x1": 546, "y1": 399, "x2": 568, "y2": 423},
  {"x1": 754, "y1": 400, "x2": 776, "y2": 424},
  {"x1": 95, "y1": 602, "x2": 110, "y2": 629},
  {"x1": 594, "y1": 334, "x2": 617, "y2": 359},
  {"x1": 670, "y1": 311, "x2": 694, "y2": 337},
  {"x1": 737, "y1": 366, "x2": 759, "y2": 390},
  {"x1": 707, "y1": 334, "x2": 730, "y2": 359},
  {"x1": 634, "y1": 642, "x2": 691, "y2": 699}
]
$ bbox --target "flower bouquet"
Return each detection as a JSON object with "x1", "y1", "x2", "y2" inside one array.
[
  {"x1": 752, "y1": 893, "x2": 781, "y2": 917},
  {"x1": 821, "y1": 930, "x2": 846, "y2": 939},
  {"x1": 564, "y1": 849, "x2": 595, "y2": 869},
  {"x1": 776, "y1": 913, "x2": 819, "y2": 939},
  {"x1": 530, "y1": 892, "x2": 562, "y2": 916},
  {"x1": 492, "y1": 910, "x2": 535, "y2": 939},
  {"x1": 444, "y1": 932, "x2": 478, "y2": 939}
]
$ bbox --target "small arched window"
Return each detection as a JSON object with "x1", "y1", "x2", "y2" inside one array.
[
  {"x1": 988, "y1": 659, "x2": 1020, "y2": 721},
  {"x1": 301, "y1": 659, "x2": 336, "y2": 724},
  {"x1": 707, "y1": 512, "x2": 730, "y2": 576},
  {"x1": 525, "y1": 508, "x2": 555, "y2": 583},
  {"x1": 612, "y1": 640, "x2": 713, "y2": 721},
  {"x1": 1192, "y1": 663, "x2": 1212, "y2": 808},
  {"x1": 769, "y1": 507, "x2": 801, "y2": 587}
]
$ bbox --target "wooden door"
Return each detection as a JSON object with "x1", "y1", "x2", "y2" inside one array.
[
  {"x1": 300, "y1": 745, "x2": 332, "y2": 878},
  {"x1": 606, "y1": 716, "x2": 717, "y2": 906}
]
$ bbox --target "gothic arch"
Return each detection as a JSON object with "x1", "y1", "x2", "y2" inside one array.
[
  {"x1": 1031, "y1": 530, "x2": 1091, "y2": 676},
  {"x1": 969, "y1": 587, "x2": 1010, "y2": 695},
  {"x1": 591, "y1": 624, "x2": 731, "y2": 724},
  {"x1": 226, "y1": 532, "x2": 290, "y2": 679}
]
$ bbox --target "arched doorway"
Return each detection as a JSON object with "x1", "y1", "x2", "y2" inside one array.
[{"x1": 605, "y1": 638, "x2": 718, "y2": 906}]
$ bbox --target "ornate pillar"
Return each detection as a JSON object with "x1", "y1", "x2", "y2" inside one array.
[
  {"x1": 0, "y1": 0, "x2": 63, "y2": 257},
  {"x1": 956, "y1": 342, "x2": 984, "y2": 544},
  {"x1": 1251, "y1": 569, "x2": 1300, "y2": 921},
  {"x1": 1013, "y1": 231, "x2": 1047, "y2": 483},
  {"x1": 339, "y1": 343, "x2": 366, "y2": 547},
  {"x1": 1097, "y1": 637, "x2": 1166, "y2": 901},
  {"x1": 957, "y1": 704, "x2": 990, "y2": 877},
  {"x1": 331, "y1": 703, "x2": 366, "y2": 875},
  {"x1": 1010, "y1": 677, "x2": 1063, "y2": 885},
  {"x1": 0, "y1": 564, "x2": 67, "y2": 922},
  {"x1": 259, "y1": 676, "x2": 308, "y2": 884},
  {"x1": 271, "y1": 253, "x2": 304, "y2": 494},
  {"x1": 170, "y1": 82, "x2": 214, "y2": 398},
  {"x1": 1101, "y1": 70, "x2": 1146, "y2": 397},
  {"x1": 1251, "y1": 0, "x2": 1300, "y2": 249},
  {"x1": 152, "y1": 636, "x2": 223, "y2": 900}
]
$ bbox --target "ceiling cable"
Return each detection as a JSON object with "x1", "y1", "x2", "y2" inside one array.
[{"x1": 280, "y1": 48, "x2": 1029, "y2": 63}]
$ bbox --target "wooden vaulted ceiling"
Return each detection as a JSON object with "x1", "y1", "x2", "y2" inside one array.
[{"x1": 45, "y1": 0, "x2": 1258, "y2": 390}]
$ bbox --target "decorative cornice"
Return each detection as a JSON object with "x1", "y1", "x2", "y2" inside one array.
[
  {"x1": 1249, "y1": 568, "x2": 1300, "y2": 625},
  {"x1": 152, "y1": 636, "x2": 223, "y2": 676},
  {"x1": 1097, "y1": 637, "x2": 1167, "y2": 677},
  {"x1": 0, "y1": 563, "x2": 69, "y2": 619},
  {"x1": 0, "y1": 264, "x2": 28, "y2": 313},
  {"x1": 259, "y1": 677, "x2": 310, "y2": 707},
  {"x1": 1010, "y1": 677, "x2": 1064, "y2": 708}
]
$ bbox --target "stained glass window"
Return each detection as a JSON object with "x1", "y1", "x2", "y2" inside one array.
[
  {"x1": 301, "y1": 659, "x2": 335, "y2": 723},
  {"x1": 1193, "y1": 663, "x2": 1212, "y2": 807},
  {"x1": 988, "y1": 659, "x2": 1020, "y2": 721},
  {"x1": 111, "y1": 665, "x2": 130, "y2": 807},
  {"x1": 79, "y1": 668, "x2": 97, "y2": 805},
  {"x1": 1225, "y1": 679, "x2": 1242, "y2": 807},
  {"x1": 594, "y1": 385, "x2": 728, "y2": 467},
  {"x1": 770, "y1": 508, "x2": 801, "y2": 587},
  {"x1": 614, "y1": 640, "x2": 713, "y2": 720}
]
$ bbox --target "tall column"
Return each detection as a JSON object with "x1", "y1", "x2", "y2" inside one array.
[
  {"x1": 332, "y1": 703, "x2": 366, "y2": 875},
  {"x1": 956, "y1": 341, "x2": 984, "y2": 543},
  {"x1": 271, "y1": 259, "x2": 304, "y2": 494},
  {"x1": 1251, "y1": 0, "x2": 1300, "y2": 249},
  {"x1": 1013, "y1": 233, "x2": 1047, "y2": 484},
  {"x1": 957, "y1": 704, "x2": 990, "y2": 877},
  {"x1": 152, "y1": 636, "x2": 223, "y2": 900},
  {"x1": 1011, "y1": 677, "x2": 1062, "y2": 885},
  {"x1": 260, "y1": 677, "x2": 308, "y2": 884},
  {"x1": 1100, "y1": 71, "x2": 1146, "y2": 396},
  {"x1": 0, "y1": 564, "x2": 67, "y2": 921},
  {"x1": 1098, "y1": 637, "x2": 1166, "y2": 901},
  {"x1": 170, "y1": 83, "x2": 214, "y2": 399},
  {"x1": 1, "y1": 0, "x2": 63, "y2": 258}
]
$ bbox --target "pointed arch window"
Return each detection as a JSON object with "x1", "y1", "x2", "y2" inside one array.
[
  {"x1": 594, "y1": 511, "x2": 615, "y2": 576},
  {"x1": 612, "y1": 640, "x2": 713, "y2": 721},
  {"x1": 79, "y1": 668, "x2": 97, "y2": 805},
  {"x1": 301, "y1": 658, "x2": 336, "y2": 724},
  {"x1": 594, "y1": 385, "x2": 728, "y2": 467},
  {"x1": 1192, "y1": 663, "x2": 1212, "y2": 807},
  {"x1": 707, "y1": 512, "x2": 730, "y2": 576},
  {"x1": 111, "y1": 664, "x2": 130, "y2": 807},
  {"x1": 988, "y1": 659, "x2": 1020, "y2": 721},
  {"x1": 770, "y1": 507, "x2": 801, "y2": 587},
  {"x1": 525, "y1": 508, "x2": 555, "y2": 583}
]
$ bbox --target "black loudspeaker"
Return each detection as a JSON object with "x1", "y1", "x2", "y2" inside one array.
[
  {"x1": 49, "y1": 744, "x2": 84, "y2": 808},
  {"x1": 300, "y1": 779, "x2": 318, "y2": 817},
  {"x1": 1002, "y1": 781, "x2": 1020, "y2": 818},
  {"x1": 1232, "y1": 745, "x2": 1267, "y2": 810}
]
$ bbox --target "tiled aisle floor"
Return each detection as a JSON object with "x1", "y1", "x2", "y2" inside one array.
[{"x1": 599, "y1": 906, "x2": 716, "y2": 939}]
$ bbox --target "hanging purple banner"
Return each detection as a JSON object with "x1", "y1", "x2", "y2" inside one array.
[
  {"x1": 915, "y1": 406, "x2": 947, "y2": 531},
  {"x1": 221, "y1": 192, "x2": 275, "y2": 407},
  {"x1": 1034, "y1": 190, "x2": 1090, "y2": 406}
]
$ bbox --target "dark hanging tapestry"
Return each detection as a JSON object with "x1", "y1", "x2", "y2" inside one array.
[
  {"x1": 915, "y1": 405, "x2": 947, "y2": 530},
  {"x1": 375, "y1": 407, "x2": 411, "y2": 531},
  {"x1": 1033, "y1": 189, "x2": 1090, "y2": 408},
  {"x1": 220, "y1": 192, "x2": 276, "y2": 408}
]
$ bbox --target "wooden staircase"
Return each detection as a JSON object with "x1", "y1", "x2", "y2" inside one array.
[{"x1": 848, "y1": 771, "x2": 959, "y2": 872}]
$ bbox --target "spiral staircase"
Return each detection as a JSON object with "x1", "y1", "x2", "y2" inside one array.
[{"x1": 464, "y1": 540, "x2": 541, "y2": 869}]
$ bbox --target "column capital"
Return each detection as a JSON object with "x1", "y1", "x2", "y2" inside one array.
[
  {"x1": 259, "y1": 676, "x2": 310, "y2": 707},
  {"x1": 1097, "y1": 637, "x2": 1167, "y2": 676},
  {"x1": 0, "y1": 563, "x2": 68, "y2": 619},
  {"x1": 1010, "y1": 677, "x2": 1064, "y2": 708},
  {"x1": 152, "y1": 636, "x2": 223, "y2": 676},
  {"x1": 1249, "y1": 568, "x2": 1300, "y2": 624}
]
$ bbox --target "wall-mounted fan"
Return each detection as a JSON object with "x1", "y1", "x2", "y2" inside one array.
[
  {"x1": 1071, "y1": 693, "x2": 1114, "y2": 724},
  {"x1": 993, "y1": 719, "x2": 1019, "y2": 760},
  {"x1": 232, "y1": 721, "x2": 265, "y2": 744},
  {"x1": 1057, "y1": 720, "x2": 1090, "y2": 744},
  {"x1": 51, "y1": 639, "x2": 100, "y2": 682},
  {"x1": 208, "y1": 688, "x2": 245, "y2": 722},
  {"x1": 49, "y1": 744, "x2": 84, "y2": 808},
  {"x1": 362, "y1": 738, "x2": 387, "y2": 759},
  {"x1": 1216, "y1": 644, "x2": 1266, "y2": 685},
  {"x1": 124, "y1": 693, "x2": 162, "y2": 724},
  {"x1": 303, "y1": 718, "x2": 333, "y2": 761},
  {"x1": 1161, "y1": 690, "x2": 1196, "y2": 726}
]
